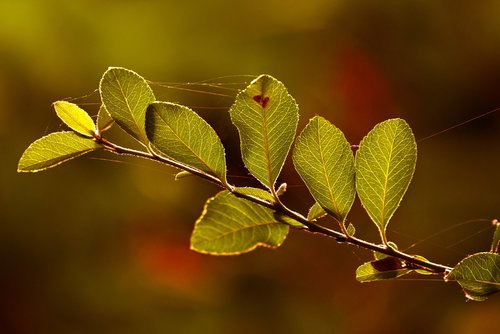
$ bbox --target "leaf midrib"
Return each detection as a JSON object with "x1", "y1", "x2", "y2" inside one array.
[
  {"x1": 316, "y1": 120, "x2": 341, "y2": 219},
  {"x1": 113, "y1": 71, "x2": 144, "y2": 140}
]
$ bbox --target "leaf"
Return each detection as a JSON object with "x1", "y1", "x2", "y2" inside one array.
[
  {"x1": 146, "y1": 102, "x2": 227, "y2": 183},
  {"x1": 229, "y1": 75, "x2": 299, "y2": 190},
  {"x1": 355, "y1": 119, "x2": 417, "y2": 243},
  {"x1": 491, "y1": 219, "x2": 500, "y2": 253},
  {"x1": 174, "y1": 171, "x2": 193, "y2": 180},
  {"x1": 276, "y1": 183, "x2": 287, "y2": 196},
  {"x1": 233, "y1": 187, "x2": 274, "y2": 202},
  {"x1": 356, "y1": 257, "x2": 411, "y2": 282},
  {"x1": 307, "y1": 202, "x2": 327, "y2": 221},
  {"x1": 446, "y1": 252, "x2": 500, "y2": 301},
  {"x1": 53, "y1": 101, "x2": 96, "y2": 137},
  {"x1": 190, "y1": 190, "x2": 289, "y2": 255},
  {"x1": 18, "y1": 132, "x2": 102, "y2": 173},
  {"x1": 99, "y1": 67, "x2": 155, "y2": 144},
  {"x1": 346, "y1": 223, "x2": 356, "y2": 237},
  {"x1": 293, "y1": 116, "x2": 355, "y2": 222},
  {"x1": 96, "y1": 104, "x2": 114, "y2": 134}
]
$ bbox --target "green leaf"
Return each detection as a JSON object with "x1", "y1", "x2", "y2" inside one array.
[
  {"x1": 18, "y1": 132, "x2": 102, "y2": 173},
  {"x1": 346, "y1": 223, "x2": 356, "y2": 237},
  {"x1": 293, "y1": 116, "x2": 355, "y2": 222},
  {"x1": 356, "y1": 257, "x2": 411, "y2": 282},
  {"x1": 229, "y1": 75, "x2": 299, "y2": 190},
  {"x1": 96, "y1": 104, "x2": 114, "y2": 134},
  {"x1": 53, "y1": 101, "x2": 96, "y2": 137},
  {"x1": 446, "y1": 252, "x2": 500, "y2": 301},
  {"x1": 190, "y1": 190, "x2": 289, "y2": 255},
  {"x1": 146, "y1": 102, "x2": 227, "y2": 183},
  {"x1": 355, "y1": 119, "x2": 417, "y2": 243},
  {"x1": 307, "y1": 202, "x2": 327, "y2": 221},
  {"x1": 491, "y1": 219, "x2": 500, "y2": 253},
  {"x1": 174, "y1": 171, "x2": 193, "y2": 180},
  {"x1": 233, "y1": 187, "x2": 274, "y2": 202},
  {"x1": 99, "y1": 67, "x2": 155, "y2": 144}
]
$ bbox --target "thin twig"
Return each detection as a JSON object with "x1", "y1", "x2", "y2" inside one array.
[{"x1": 97, "y1": 136, "x2": 453, "y2": 275}]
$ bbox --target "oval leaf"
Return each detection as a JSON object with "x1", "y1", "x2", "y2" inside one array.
[
  {"x1": 355, "y1": 119, "x2": 417, "y2": 242},
  {"x1": 190, "y1": 190, "x2": 289, "y2": 255},
  {"x1": 146, "y1": 102, "x2": 227, "y2": 183},
  {"x1": 446, "y1": 252, "x2": 500, "y2": 301},
  {"x1": 53, "y1": 101, "x2": 96, "y2": 137},
  {"x1": 356, "y1": 257, "x2": 411, "y2": 283},
  {"x1": 307, "y1": 202, "x2": 327, "y2": 221},
  {"x1": 293, "y1": 116, "x2": 355, "y2": 222},
  {"x1": 99, "y1": 67, "x2": 155, "y2": 144},
  {"x1": 229, "y1": 75, "x2": 298, "y2": 190},
  {"x1": 96, "y1": 104, "x2": 114, "y2": 134},
  {"x1": 18, "y1": 131, "x2": 102, "y2": 172}
]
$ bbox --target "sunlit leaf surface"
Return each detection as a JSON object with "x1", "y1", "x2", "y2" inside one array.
[
  {"x1": 100, "y1": 67, "x2": 155, "y2": 144},
  {"x1": 447, "y1": 252, "x2": 500, "y2": 301},
  {"x1": 146, "y1": 102, "x2": 227, "y2": 183},
  {"x1": 191, "y1": 190, "x2": 289, "y2": 255},
  {"x1": 229, "y1": 75, "x2": 298, "y2": 190},
  {"x1": 18, "y1": 132, "x2": 102, "y2": 172},
  {"x1": 355, "y1": 119, "x2": 417, "y2": 242},
  {"x1": 53, "y1": 101, "x2": 96, "y2": 137},
  {"x1": 293, "y1": 116, "x2": 355, "y2": 222}
]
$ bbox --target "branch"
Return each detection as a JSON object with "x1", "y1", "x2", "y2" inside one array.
[{"x1": 98, "y1": 137, "x2": 452, "y2": 275}]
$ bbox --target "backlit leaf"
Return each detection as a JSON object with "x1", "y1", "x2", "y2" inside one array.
[
  {"x1": 18, "y1": 132, "x2": 102, "y2": 173},
  {"x1": 355, "y1": 119, "x2": 417, "y2": 243},
  {"x1": 293, "y1": 116, "x2": 355, "y2": 222},
  {"x1": 146, "y1": 102, "x2": 227, "y2": 183},
  {"x1": 96, "y1": 104, "x2": 114, "y2": 134},
  {"x1": 100, "y1": 67, "x2": 155, "y2": 144},
  {"x1": 53, "y1": 101, "x2": 96, "y2": 137},
  {"x1": 229, "y1": 75, "x2": 298, "y2": 190},
  {"x1": 356, "y1": 257, "x2": 411, "y2": 282},
  {"x1": 346, "y1": 223, "x2": 356, "y2": 237},
  {"x1": 191, "y1": 190, "x2": 289, "y2": 255},
  {"x1": 233, "y1": 187, "x2": 274, "y2": 202},
  {"x1": 446, "y1": 252, "x2": 500, "y2": 301},
  {"x1": 307, "y1": 202, "x2": 327, "y2": 221}
]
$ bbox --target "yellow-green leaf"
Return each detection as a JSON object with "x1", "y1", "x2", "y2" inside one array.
[
  {"x1": 96, "y1": 104, "x2": 114, "y2": 134},
  {"x1": 18, "y1": 132, "x2": 102, "y2": 173},
  {"x1": 190, "y1": 190, "x2": 289, "y2": 255},
  {"x1": 53, "y1": 101, "x2": 96, "y2": 137},
  {"x1": 356, "y1": 257, "x2": 411, "y2": 282},
  {"x1": 99, "y1": 67, "x2": 155, "y2": 144},
  {"x1": 146, "y1": 102, "x2": 227, "y2": 183},
  {"x1": 229, "y1": 75, "x2": 298, "y2": 190},
  {"x1": 355, "y1": 119, "x2": 417, "y2": 243},
  {"x1": 446, "y1": 252, "x2": 500, "y2": 301},
  {"x1": 293, "y1": 116, "x2": 355, "y2": 222},
  {"x1": 307, "y1": 202, "x2": 327, "y2": 221}
]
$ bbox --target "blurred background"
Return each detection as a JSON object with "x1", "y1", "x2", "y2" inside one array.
[{"x1": 1, "y1": 0, "x2": 500, "y2": 333}]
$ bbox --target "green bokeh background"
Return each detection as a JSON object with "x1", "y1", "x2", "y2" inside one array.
[{"x1": 1, "y1": 1, "x2": 500, "y2": 333}]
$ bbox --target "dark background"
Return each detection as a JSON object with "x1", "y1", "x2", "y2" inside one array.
[{"x1": 1, "y1": 1, "x2": 499, "y2": 333}]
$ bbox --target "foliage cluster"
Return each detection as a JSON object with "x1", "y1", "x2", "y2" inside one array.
[{"x1": 18, "y1": 68, "x2": 500, "y2": 301}]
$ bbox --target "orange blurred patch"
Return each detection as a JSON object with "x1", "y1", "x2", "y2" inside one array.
[{"x1": 132, "y1": 234, "x2": 211, "y2": 292}]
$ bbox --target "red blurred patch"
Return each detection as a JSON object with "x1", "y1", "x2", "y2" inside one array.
[
  {"x1": 132, "y1": 235, "x2": 210, "y2": 291},
  {"x1": 333, "y1": 45, "x2": 396, "y2": 143}
]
